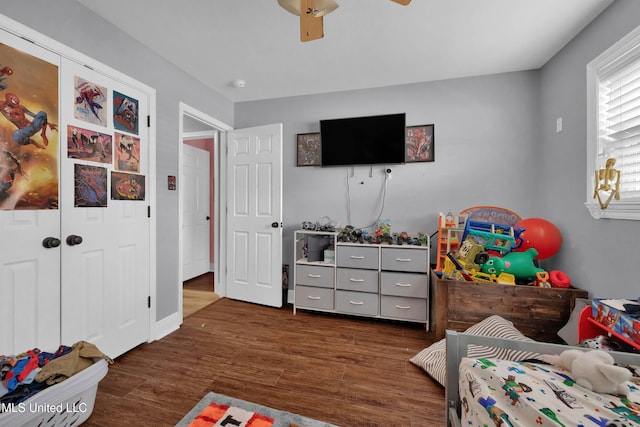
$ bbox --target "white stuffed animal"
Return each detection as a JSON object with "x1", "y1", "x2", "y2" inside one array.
[{"x1": 543, "y1": 349, "x2": 632, "y2": 396}]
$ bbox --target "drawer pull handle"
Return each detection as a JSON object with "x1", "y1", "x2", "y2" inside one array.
[
  {"x1": 395, "y1": 283, "x2": 412, "y2": 287},
  {"x1": 396, "y1": 305, "x2": 411, "y2": 310},
  {"x1": 350, "y1": 255, "x2": 365, "y2": 259},
  {"x1": 396, "y1": 258, "x2": 412, "y2": 262},
  {"x1": 307, "y1": 274, "x2": 322, "y2": 278},
  {"x1": 349, "y1": 301, "x2": 364, "y2": 305},
  {"x1": 307, "y1": 296, "x2": 321, "y2": 300},
  {"x1": 349, "y1": 278, "x2": 364, "y2": 282}
]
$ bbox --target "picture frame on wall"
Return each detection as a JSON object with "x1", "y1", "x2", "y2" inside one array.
[
  {"x1": 406, "y1": 124, "x2": 434, "y2": 163},
  {"x1": 296, "y1": 132, "x2": 321, "y2": 166}
]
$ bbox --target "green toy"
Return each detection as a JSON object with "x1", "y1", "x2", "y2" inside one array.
[{"x1": 480, "y1": 248, "x2": 545, "y2": 282}]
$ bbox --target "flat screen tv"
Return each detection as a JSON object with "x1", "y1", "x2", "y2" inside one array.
[{"x1": 320, "y1": 113, "x2": 406, "y2": 166}]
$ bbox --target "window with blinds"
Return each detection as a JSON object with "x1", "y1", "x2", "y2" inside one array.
[{"x1": 587, "y1": 24, "x2": 640, "y2": 220}]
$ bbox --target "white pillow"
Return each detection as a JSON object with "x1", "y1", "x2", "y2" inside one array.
[{"x1": 410, "y1": 315, "x2": 538, "y2": 386}]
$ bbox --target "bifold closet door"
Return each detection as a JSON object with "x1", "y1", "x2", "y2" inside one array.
[{"x1": 0, "y1": 22, "x2": 152, "y2": 360}]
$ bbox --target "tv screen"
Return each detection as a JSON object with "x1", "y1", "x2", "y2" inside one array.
[{"x1": 320, "y1": 113, "x2": 406, "y2": 166}]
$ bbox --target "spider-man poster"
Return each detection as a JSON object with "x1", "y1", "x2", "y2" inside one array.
[
  {"x1": 111, "y1": 171, "x2": 145, "y2": 201},
  {"x1": 0, "y1": 42, "x2": 59, "y2": 210},
  {"x1": 74, "y1": 164, "x2": 107, "y2": 207},
  {"x1": 74, "y1": 76, "x2": 107, "y2": 126},
  {"x1": 114, "y1": 132, "x2": 140, "y2": 172},
  {"x1": 113, "y1": 90, "x2": 138, "y2": 135},
  {"x1": 67, "y1": 125, "x2": 112, "y2": 164}
]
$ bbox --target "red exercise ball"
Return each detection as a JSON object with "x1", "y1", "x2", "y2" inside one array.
[{"x1": 514, "y1": 218, "x2": 562, "y2": 260}]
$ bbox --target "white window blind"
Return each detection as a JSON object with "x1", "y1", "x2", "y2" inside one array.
[
  {"x1": 600, "y1": 57, "x2": 640, "y2": 199},
  {"x1": 587, "y1": 24, "x2": 640, "y2": 220}
]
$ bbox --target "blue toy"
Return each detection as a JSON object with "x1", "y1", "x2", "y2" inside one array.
[{"x1": 462, "y1": 220, "x2": 525, "y2": 254}]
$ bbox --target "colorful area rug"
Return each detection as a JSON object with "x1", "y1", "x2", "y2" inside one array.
[{"x1": 176, "y1": 392, "x2": 338, "y2": 427}]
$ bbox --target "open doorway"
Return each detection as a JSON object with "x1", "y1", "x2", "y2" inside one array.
[
  {"x1": 183, "y1": 272, "x2": 219, "y2": 317},
  {"x1": 178, "y1": 103, "x2": 231, "y2": 319}
]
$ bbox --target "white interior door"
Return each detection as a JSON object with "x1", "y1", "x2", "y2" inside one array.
[
  {"x1": 183, "y1": 143, "x2": 210, "y2": 280},
  {"x1": 226, "y1": 123, "x2": 283, "y2": 307},
  {"x1": 0, "y1": 31, "x2": 61, "y2": 355},
  {"x1": 58, "y1": 59, "x2": 150, "y2": 359}
]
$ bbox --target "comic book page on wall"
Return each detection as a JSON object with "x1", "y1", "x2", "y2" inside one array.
[
  {"x1": 73, "y1": 77, "x2": 107, "y2": 127},
  {"x1": 0, "y1": 42, "x2": 59, "y2": 210}
]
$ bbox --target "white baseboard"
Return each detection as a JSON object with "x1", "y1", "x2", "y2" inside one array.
[{"x1": 154, "y1": 312, "x2": 181, "y2": 341}]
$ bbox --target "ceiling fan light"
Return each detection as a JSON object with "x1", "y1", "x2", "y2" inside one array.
[
  {"x1": 315, "y1": 0, "x2": 339, "y2": 17},
  {"x1": 278, "y1": 0, "x2": 300, "y2": 15},
  {"x1": 277, "y1": 0, "x2": 338, "y2": 17}
]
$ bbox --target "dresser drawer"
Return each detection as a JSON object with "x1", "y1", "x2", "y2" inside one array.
[
  {"x1": 336, "y1": 290, "x2": 378, "y2": 316},
  {"x1": 336, "y1": 246, "x2": 379, "y2": 270},
  {"x1": 337, "y1": 268, "x2": 378, "y2": 292},
  {"x1": 381, "y1": 247, "x2": 428, "y2": 273},
  {"x1": 295, "y1": 285, "x2": 334, "y2": 310},
  {"x1": 380, "y1": 272, "x2": 428, "y2": 298},
  {"x1": 296, "y1": 264, "x2": 334, "y2": 288},
  {"x1": 380, "y1": 295, "x2": 427, "y2": 321}
]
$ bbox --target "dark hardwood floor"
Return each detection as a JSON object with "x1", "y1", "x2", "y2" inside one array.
[
  {"x1": 84, "y1": 298, "x2": 445, "y2": 427},
  {"x1": 183, "y1": 272, "x2": 215, "y2": 292}
]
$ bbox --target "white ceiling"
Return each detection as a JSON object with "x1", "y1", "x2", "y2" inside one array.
[{"x1": 75, "y1": 0, "x2": 613, "y2": 104}]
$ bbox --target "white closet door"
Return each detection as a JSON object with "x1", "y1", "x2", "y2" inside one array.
[
  {"x1": 0, "y1": 30, "x2": 61, "y2": 355},
  {"x1": 59, "y1": 59, "x2": 151, "y2": 359}
]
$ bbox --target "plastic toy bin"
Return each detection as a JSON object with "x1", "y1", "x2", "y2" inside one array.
[{"x1": 0, "y1": 358, "x2": 108, "y2": 427}]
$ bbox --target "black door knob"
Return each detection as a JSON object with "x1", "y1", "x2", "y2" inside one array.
[
  {"x1": 42, "y1": 237, "x2": 61, "y2": 248},
  {"x1": 66, "y1": 235, "x2": 83, "y2": 246},
  {"x1": 271, "y1": 221, "x2": 280, "y2": 228},
  {"x1": 206, "y1": 216, "x2": 210, "y2": 220}
]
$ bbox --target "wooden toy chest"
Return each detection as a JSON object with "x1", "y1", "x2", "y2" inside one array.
[{"x1": 428, "y1": 271, "x2": 588, "y2": 343}]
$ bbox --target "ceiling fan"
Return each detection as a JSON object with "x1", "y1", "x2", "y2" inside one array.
[{"x1": 278, "y1": 0, "x2": 411, "y2": 42}]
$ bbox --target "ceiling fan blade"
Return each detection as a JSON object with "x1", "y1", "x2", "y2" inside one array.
[
  {"x1": 390, "y1": 0, "x2": 411, "y2": 5},
  {"x1": 300, "y1": 0, "x2": 324, "y2": 42}
]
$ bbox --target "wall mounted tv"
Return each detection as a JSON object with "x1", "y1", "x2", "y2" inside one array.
[{"x1": 320, "y1": 113, "x2": 406, "y2": 166}]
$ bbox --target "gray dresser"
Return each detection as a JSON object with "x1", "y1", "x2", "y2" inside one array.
[{"x1": 293, "y1": 230, "x2": 429, "y2": 326}]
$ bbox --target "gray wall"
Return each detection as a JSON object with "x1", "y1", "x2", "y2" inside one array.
[
  {"x1": 537, "y1": 0, "x2": 640, "y2": 298},
  {"x1": 235, "y1": 71, "x2": 541, "y2": 273},
  {"x1": 236, "y1": 0, "x2": 640, "y2": 299},
  {"x1": 0, "y1": 0, "x2": 234, "y2": 321}
]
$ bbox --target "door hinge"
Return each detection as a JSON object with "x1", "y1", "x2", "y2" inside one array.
[
  {"x1": 147, "y1": 115, "x2": 151, "y2": 128},
  {"x1": 147, "y1": 206, "x2": 151, "y2": 218},
  {"x1": 147, "y1": 296, "x2": 151, "y2": 308}
]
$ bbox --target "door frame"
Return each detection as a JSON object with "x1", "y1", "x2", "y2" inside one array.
[{"x1": 178, "y1": 102, "x2": 232, "y2": 319}]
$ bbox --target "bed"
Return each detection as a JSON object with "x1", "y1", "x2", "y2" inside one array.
[{"x1": 444, "y1": 330, "x2": 640, "y2": 427}]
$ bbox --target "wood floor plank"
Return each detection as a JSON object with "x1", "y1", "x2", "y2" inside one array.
[{"x1": 83, "y1": 297, "x2": 445, "y2": 427}]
